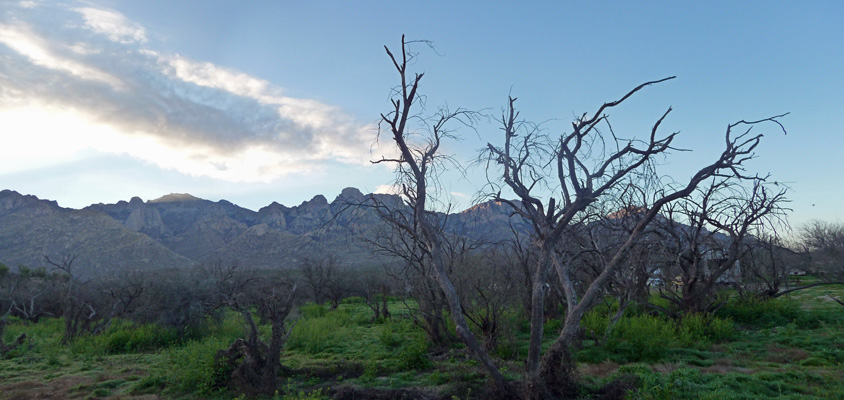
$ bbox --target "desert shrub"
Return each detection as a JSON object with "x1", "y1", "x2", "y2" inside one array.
[
  {"x1": 300, "y1": 303, "x2": 328, "y2": 319},
  {"x1": 271, "y1": 388, "x2": 329, "y2": 400},
  {"x1": 378, "y1": 321, "x2": 404, "y2": 349},
  {"x1": 543, "y1": 318, "x2": 563, "y2": 335},
  {"x1": 717, "y1": 297, "x2": 800, "y2": 327},
  {"x1": 166, "y1": 337, "x2": 231, "y2": 394},
  {"x1": 622, "y1": 366, "x2": 707, "y2": 399},
  {"x1": 286, "y1": 308, "x2": 354, "y2": 354},
  {"x1": 396, "y1": 335, "x2": 432, "y2": 371},
  {"x1": 341, "y1": 296, "x2": 366, "y2": 305},
  {"x1": 677, "y1": 313, "x2": 734, "y2": 347},
  {"x1": 581, "y1": 308, "x2": 610, "y2": 340},
  {"x1": 102, "y1": 322, "x2": 180, "y2": 353},
  {"x1": 605, "y1": 315, "x2": 675, "y2": 362}
]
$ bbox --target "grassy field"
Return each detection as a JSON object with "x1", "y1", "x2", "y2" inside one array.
[{"x1": 1, "y1": 283, "x2": 843, "y2": 399}]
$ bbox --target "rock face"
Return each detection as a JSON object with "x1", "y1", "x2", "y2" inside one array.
[
  {"x1": 124, "y1": 197, "x2": 166, "y2": 235},
  {"x1": 0, "y1": 188, "x2": 523, "y2": 277},
  {"x1": 0, "y1": 190, "x2": 193, "y2": 277},
  {"x1": 257, "y1": 202, "x2": 288, "y2": 230},
  {"x1": 0, "y1": 189, "x2": 59, "y2": 216}
]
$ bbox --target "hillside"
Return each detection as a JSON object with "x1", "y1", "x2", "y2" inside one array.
[{"x1": 0, "y1": 188, "x2": 526, "y2": 276}]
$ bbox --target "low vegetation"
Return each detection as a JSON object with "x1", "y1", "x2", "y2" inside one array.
[{"x1": 1, "y1": 281, "x2": 842, "y2": 399}]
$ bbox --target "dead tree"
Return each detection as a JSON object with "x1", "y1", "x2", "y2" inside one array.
[
  {"x1": 453, "y1": 246, "x2": 520, "y2": 352},
  {"x1": 372, "y1": 36, "x2": 511, "y2": 393},
  {"x1": 366, "y1": 216, "x2": 453, "y2": 345},
  {"x1": 800, "y1": 220, "x2": 844, "y2": 277},
  {"x1": 212, "y1": 261, "x2": 299, "y2": 395},
  {"x1": 46, "y1": 255, "x2": 144, "y2": 344},
  {"x1": 0, "y1": 273, "x2": 26, "y2": 354},
  {"x1": 651, "y1": 179, "x2": 788, "y2": 315},
  {"x1": 3, "y1": 266, "x2": 55, "y2": 322},
  {"x1": 298, "y1": 254, "x2": 348, "y2": 309},
  {"x1": 482, "y1": 82, "x2": 786, "y2": 397},
  {"x1": 355, "y1": 268, "x2": 392, "y2": 322},
  {"x1": 751, "y1": 220, "x2": 844, "y2": 298}
]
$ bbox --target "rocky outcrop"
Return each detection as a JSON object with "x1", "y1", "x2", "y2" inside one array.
[
  {"x1": 0, "y1": 194, "x2": 193, "y2": 277},
  {"x1": 0, "y1": 190, "x2": 59, "y2": 217},
  {"x1": 257, "y1": 202, "x2": 288, "y2": 230},
  {"x1": 1, "y1": 188, "x2": 528, "y2": 276},
  {"x1": 285, "y1": 195, "x2": 332, "y2": 235},
  {"x1": 124, "y1": 197, "x2": 166, "y2": 235}
]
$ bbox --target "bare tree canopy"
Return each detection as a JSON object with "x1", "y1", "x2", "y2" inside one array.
[{"x1": 478, "y1": 66, "x2": 787, "y2": 398}]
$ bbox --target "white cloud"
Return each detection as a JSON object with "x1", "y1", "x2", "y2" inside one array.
[
  {"x1": 374, "y1": 184, "x2": 400, "y2": 195},
  {"x1": 0, "y1": 23, "x2": 123, "y2": 87},
  {"x1": 0, "y1": 1, "x2": 376, "y2": 182},
  {"x1": 75, "y1": 7, "x2": 147, "y2": 44}
]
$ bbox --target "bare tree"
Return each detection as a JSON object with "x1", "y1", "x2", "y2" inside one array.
[
  {"x1": 452, "y1": 245, "x2": 520, "y2": 352},
  {"x1": 45, "y1": 255, "x2": 143, "y2": 344},
  {"x1": 372, "y1": 36, "x2": 511, "y2": 393},
  {"x1": 366, "y1": 216, "x2": 453, "y2": 345},
  {"x1": 212, "y1": 261, "x2": 300, "y2": 395},
  {"x1": 482, "y1": 82, "x2": 786, "y2": 396},
  {"x1": 3, "y1": 265, "x2": 55, "y2": 322},
  {"x1": 298, "y1": 254, "x2": 349, "y2": 309},
  {"x1": 0, "y1": 262, "x2": 26, "y2": 355},
  {"x1": 742, "y1": 232, "x2": 806, "y2": 299},
  {"x1": 650, "y1": 179, "x2": 788, "y2": 315},
  {"x1": 763, "y1": 220, "x2": 844, "y2": 301},
  {"x1": 354, "y1": 267, "x2": 392, "y2": 322},
  {"x1": 800, "y1": 220, "x2": 844, "y2": 276}
]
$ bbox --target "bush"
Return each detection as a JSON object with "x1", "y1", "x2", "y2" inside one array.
[
  {"x1": 605, "y1": 315, "x2": 675, "y2": 362},
  {"x1": 717, "y1": 297, "x2": 800, "y2": 327},
  {"x1": 677, "y1": 313, "x2": 734, "y2": 347},
  {"x1": 286, "y1": 308, "x2": 354, "y2": 354},
  {"x1": 397, "y1": 336, "x2": 432, "y2": 371},
  {"x1": 378, "y1": 322, "x2": 404, "y2": 349},
  {"x1": 103, "y1": 322, "x2": 180, "y2": 353},
  {"x1": 582, "y1": 309, "x2": 610, "y2": 340},
  {"x1": 166, "y1": 337, "x2": 230, "y2": 394},
  {"x1": 300, "y1": 303, "x2": 329, "y2": 319}
]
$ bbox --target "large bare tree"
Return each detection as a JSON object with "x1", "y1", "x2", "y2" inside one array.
[
  {"x1": 482, "y1": 86, "x2": 786, "y2": 396},
  {"x1": 372, "y1": 36, "x2": 511, "y2": 393},
  {"x1": 650, "y1": 179, "x2": 788, "y2": 315}
]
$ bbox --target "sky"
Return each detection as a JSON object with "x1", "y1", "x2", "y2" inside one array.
[{"x1": 0, "y1": 0, "x2": 841, "y2": 229}]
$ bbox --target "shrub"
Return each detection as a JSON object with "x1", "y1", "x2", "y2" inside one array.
[
  {"x1": 286, "y1": 308, "x2": 354, "y2": 354},
  {"x1": 717, "y1": 297, "x2": 799, "y2": 327},
  {"x1": 300, "y1": 303, "x2": 328, "y2": 319},
  {"x1": 605, "y1": 315, "x2": 675, "y2": 362},
  {"x1": 105, "y1": 322, "x2": 180, "y2": 353},
  {"x1": 166, "y1": 337, "x2": 230, "y2": 394},
  {"x1": 378, "y1": 322, "x2": 403, "y2": 349},
  {"x1": 581, "y1": 309, "x2": 610, "y2": 340},
  {"x1": 397, "y1": 336, "x2": 432, "y2": 371},
  {"x1": 677, "y1": 313, "x2": 734, "y2": 347}
]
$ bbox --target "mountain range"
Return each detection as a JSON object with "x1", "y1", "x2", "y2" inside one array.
[{"x1": 0, "y1": 188, "x2": 522, "y2": 277}]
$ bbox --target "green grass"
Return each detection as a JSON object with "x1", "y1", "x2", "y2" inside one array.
[{"x1": 1, "y1": 281, "x2": 843, "y2": 399}]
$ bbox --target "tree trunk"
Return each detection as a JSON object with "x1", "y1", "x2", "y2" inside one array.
[
  {"x1": 534, "y1": 315, "x2": 581, "y2": 399},
  {"x1": 425, "y1": 230, "x2": 512, "y2": 395},
  {"x1": 526, "y1": 251, "x2": 552, "y2": 377},
  {"x1": 380, "y1": 284, "x2": 391, "y2": 319}
]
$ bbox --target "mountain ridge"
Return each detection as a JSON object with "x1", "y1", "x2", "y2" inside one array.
[{"x1": 0, "y1": 188, "x2": 523, "y2": 277}]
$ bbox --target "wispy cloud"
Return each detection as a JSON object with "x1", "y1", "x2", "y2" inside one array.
[{"x1": 0, "y1": 1, "x2": 375, "y2": 182}]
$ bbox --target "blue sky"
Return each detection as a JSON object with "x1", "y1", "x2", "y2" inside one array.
[{"x1": 0, "y1": 0, "x2": 841, "y2": 229}]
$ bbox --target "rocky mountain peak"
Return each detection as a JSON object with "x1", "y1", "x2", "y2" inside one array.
[
  {"x1": 336, "y1": 187, "x2": 364, "y2": 202},
  {"x1": 150, "y1": 193, "x2": 203, "y2": 203},
  {"x1": 128, "y1": 196, "x2": 145, "y2": 207},
  {"x1": 302, "y1": 194, "x2": 328, "y2": 208},
  {"x1": 0, "y1": 190, "x2": 60, "y2": 216}
]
